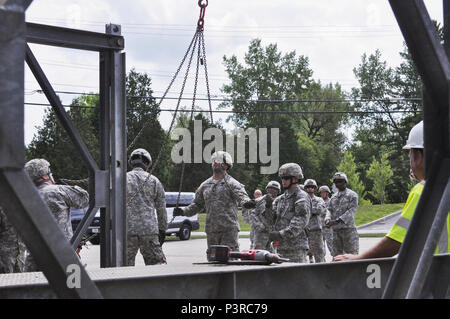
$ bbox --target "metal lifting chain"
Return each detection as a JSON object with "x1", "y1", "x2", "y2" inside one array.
[
  {"x1": 61, "y1": 2, "x2": 214, "y2": 191},
  {"x1": 128, "y1": 0, "x2": 214, "y2": 210}
]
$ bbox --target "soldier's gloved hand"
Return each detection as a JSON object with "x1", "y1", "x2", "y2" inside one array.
[
  {"x1": 265, "y1": 196, "x2": 274, "y2": 208},
  {"x1": 159, "y1": 230, "x2": 166, "y2": 245},
  {"x1": 173, "y1": 207, "x2": 184, "y2": 216},
  {"x1": 326, "y1": 219, "x2": 339, "y2": 228},
  {"x1": 269, "y1": 231, "x2": 282, "y2": 242},
  {"x1": 242, "y1": 199, "x2": 256, "y2": 209}
]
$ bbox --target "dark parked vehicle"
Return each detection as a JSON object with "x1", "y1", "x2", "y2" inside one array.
[
  {"x1": 165, "y1": 192, "x2": 199, "y2": 240},
  {"x1": 70, "y1": 207, "x2": 100, "y2": 245},
  {"x1": 70, "y1": 192, "x2": 199, "y2": 243}
]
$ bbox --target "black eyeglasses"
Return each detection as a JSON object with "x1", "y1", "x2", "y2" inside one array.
[
  {"x1": 334, "y1": 180, "x2": 345, "y2": 184},
  {"x1": 305, "y1": 185, "x2": 316, "y2": 189},
  {"x1": 281, "y1": 176, "x2": 293, "y2": 180}
]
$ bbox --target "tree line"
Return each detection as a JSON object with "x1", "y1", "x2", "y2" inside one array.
[{"x1": 27, "y1": 30, "x2": 431, "y2": 205}]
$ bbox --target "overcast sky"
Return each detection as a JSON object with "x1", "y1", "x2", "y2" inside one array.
[{"x1": 24, "y1": 0, "x2": 443, "y2": 145}]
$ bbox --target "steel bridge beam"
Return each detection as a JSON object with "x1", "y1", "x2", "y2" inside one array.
[
  {"x1": 26, "y1": 22, "x2": 124, "y2": 52},
  {"x1": 0, "y1": 255, "x2": 449, "y2": 299}
]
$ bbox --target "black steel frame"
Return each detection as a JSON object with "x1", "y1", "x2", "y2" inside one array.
[
  {"x1": 1, "y1": 0, "x2": 448, "y2": 299},
  {"x1": 0, "y1": 0, "x2": 126, "y2": 298},
  {"x1": 383, "y1": 0, "x2": 450, "y2": 298}
]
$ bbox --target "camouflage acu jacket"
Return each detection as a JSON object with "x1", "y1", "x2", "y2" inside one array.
[
  {"x1": 243, "y1": 194, "x2": 273, "y2": 232},
  {"x1": 126, "y1": 167, "x2": 167, "y2": 236},
  {"x1": 325, "y1": 188, "x2": 358, "y2": 229},
  {"x1": 262, "y1": 185, "x2": 311, "y2": 250},
  {"x1": 307, "y1": 195, "x2": 327, "y2": 231},
  {"x1": 183, "y1": 174, "x2": 251, "y2": 233},
  {"x1": 37, "y1": 184, "x2": 89, "y2": 240}
]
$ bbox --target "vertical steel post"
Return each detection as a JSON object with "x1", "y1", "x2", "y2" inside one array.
[
  {"x1": 99, "y1": 49, "x2": 112, "y2": 268},
  {"x1": 110, "y1": 50, "x2": 127, "y2": 266},
  {"x1": 99, "y1": 24, "x2": 127, "y2": 267}
]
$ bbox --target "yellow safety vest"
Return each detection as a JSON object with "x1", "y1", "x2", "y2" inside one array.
[{"x1": 386, "y1": 182, "x2": 450, "y2": 254}]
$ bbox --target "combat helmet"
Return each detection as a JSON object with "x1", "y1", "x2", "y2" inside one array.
[
  {"x1": 278, "y1": 163, "x2": 303, "y2": 180},
  {"x1": 304, "y1": 179, "x2": 318, "y2": 188},
  {"x1": 129, "y1": 148, "x2": 152, "y2": 167},
  {"x1": 266, "y1": 180, "x2": 281, "y2": 193},
  {"x1": 25, "y1": 159, "x2": 52, "y2": 185},
  {"x1": 211, "y1": 151, "x2": 233, "y2": 170},
  {"x1": 333, "y1": 172, "x2": 348, "y2": 183},
  {"x1": 319, "y1": 185, "x2": 331, "y2": 193}
]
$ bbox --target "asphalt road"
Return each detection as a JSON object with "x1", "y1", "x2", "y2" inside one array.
[{"x1": 79, "y1": 236, "x2": 382, "y2": 270}]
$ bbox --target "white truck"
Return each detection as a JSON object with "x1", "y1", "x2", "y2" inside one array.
[{"x1": 164, "y1": 192, "x2": 200, "y2": 240}]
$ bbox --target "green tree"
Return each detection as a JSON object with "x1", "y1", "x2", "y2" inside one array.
[
  {"x1": 293, "y1": 81, "x2": 349, "y2": 184},
  {"x1": 220, "y1": 39, "x2": 348, "y2": 189},
  {"x1": 366, "y1": 153, "x2": 394, "y2": 204},
  {"x1": 26, "y1": 94, "x2": 100, "y2": 182},
  {"x1": 349, "y1": 21, "x2": 442, "y2": 204},
  {"x1": 126, "y1": 68, "x2": 172, "y2": 186},
  {"x1": 350, "y1": 49, "x2": 420, "y2": 203},
  {"x1": 336, "y1": 152, "x2": 370, "y2": 205},
  {"x1": 27, "y1": 69, "x2": 171, "y2": 186},
  {"x1": 167, "y1": 112, "x2": 221, "y2": 192}
]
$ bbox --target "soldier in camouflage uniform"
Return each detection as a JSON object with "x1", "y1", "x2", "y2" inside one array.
[
  {"x1": 173, "y1": 151, "x2": 255, "y2": 258},
  {"x1": 242, "y1": 189, "x2": 262, "y2": 249},
  {"x1": 319, "y1": 185, "x2": 334, "y2": 256},
  {"x1": 0, "y1": 207, "x2": 26, "y2": 273},
  {"x1": 244, "y1": 181, "x2": 281, "y2": 250},
  {"x1": 126, "y1": 148, "x2": 167, "y2": 266},
  {"x1": 325, "y1": 172, "x2": 359, "y2": 256},
  {"x1": 262, "y1": 163, "x2": 311, "y2": 263},
  {"x1": 304, "y1": 179, "x2": 326, "y2": 263},
  {"x1": 23, "y1": 159, "x2": 90, "y2": 271}
]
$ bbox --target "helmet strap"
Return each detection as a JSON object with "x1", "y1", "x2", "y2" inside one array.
[{"x1": 34, "y1": 174, "x2": 52, "y2": 186}]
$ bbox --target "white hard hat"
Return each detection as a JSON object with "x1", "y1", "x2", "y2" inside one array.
[{"x1": 403, "y1": 120, "x2": 424, "y2": 150}]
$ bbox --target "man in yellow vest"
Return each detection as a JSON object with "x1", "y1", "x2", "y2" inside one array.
[{"x1": 333, "y1": 121, "x2": 449, "y2": 261}]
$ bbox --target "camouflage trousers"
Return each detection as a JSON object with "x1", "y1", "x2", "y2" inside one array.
[
  {"x1": 206, "y1": 230, "x2": 239, "y2": 251},
  {"x1": 127, "y1": 234, "x2": 166, "y2": 266},
  {"x1": 276, "y1": 248, "x2": 308, "y2": 263},
  {"x1": 332, "y1": 228, "x2": 359, "y2": 256},
  {"x1": 307, "y1": 229, "x2": 325, "y2": 263},
  {"x1": 206, "y1": 230, "x2": 239, "y2": 261},
  {"x1": 249, "y1": 227, "x2": 255, "y2": 249},
  {"x1": 322, "y1": 226, "x2": 334, "y2": 256},
  {"x1": 24, "y1": 252, "x2": 38, "y2": 272},
  {"x1": 0, "y1": 249, "x2": 24, "y2": 274},
  {"x1": 252, "y1": 230, "x2": 270, "y2": 250}
]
